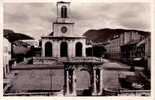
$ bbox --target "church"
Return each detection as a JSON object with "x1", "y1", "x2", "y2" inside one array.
[
  {"x1": 38, "y1": 1, "x2": 103, "y2": 96},
  {"x1": 41, "y1": 1, "x2": 86, "y2": 58}
]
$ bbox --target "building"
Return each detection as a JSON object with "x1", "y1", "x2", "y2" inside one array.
[
  {"x1": 120, "y1": 32, "x2": 149, "y2": 65},
  {"x1": 108, "y1": 34, "x2": 121, "y2": 59},
  {"x1": 120, "y1": 31, "x2": 144, "y2": 45},
  {"x1": 104, "y1": 33, "x2": 123, "y2": 60},
  {"x1": 19, "y1": 40, "x2": 41, "y2": 57},
  {"x1": 13, "y1": 40, "x2": 31, "y2": 55},
  {"x1": 3, "y1": 37, "x2": 12, "y2": 93},
  {"x1": 3, "y1": 37, "x2": 11, "y2": 78},
  {"x1": 104, "y1": 31, "x2": 148, "y2": 62},
  {"x1": 145, "y1": 35, "x2": 151, "y2": 73},
  {"x1": 12, "y1": 40, "x2": 31, "y2": 63},
  {"x1": 120, "y1": 40, "x2": 143, "y2": 64},
  {"x1": 20, "y1": 40, "x2": 39, "y2": 48},
  {"x1": 41, "y1": 1, "x2": 86, "y2": 58}
]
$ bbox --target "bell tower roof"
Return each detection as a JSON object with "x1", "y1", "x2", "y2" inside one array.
[{"x1": 57, "y1": 1, "x2": 71, "y2": 4}]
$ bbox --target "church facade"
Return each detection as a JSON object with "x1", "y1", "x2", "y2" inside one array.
[{"x1": 41, "y1": 1, "x2": 86, "y2": 58}]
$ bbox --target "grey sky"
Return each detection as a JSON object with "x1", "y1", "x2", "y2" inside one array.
[{"x1": 4, "y1": 2, "x2": 151, "y2": 39}]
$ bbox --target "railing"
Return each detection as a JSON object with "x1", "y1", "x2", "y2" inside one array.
[
  {"x1": 32, "y1": 57, "x2": 104, "y2": 64},
  {"x1": 63, "y1": 57, "x2": 103, "y2": 63}
]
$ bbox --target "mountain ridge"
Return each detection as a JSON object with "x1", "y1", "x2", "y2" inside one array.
[
  {"x1": 4, "y1": 29, "x2": 34, "y2": 43},
  {"x1": 83, "y1": 28, "x2": 150, "y2": 43}
]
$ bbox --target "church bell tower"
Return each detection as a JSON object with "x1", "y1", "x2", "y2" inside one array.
[{"x1": 53, "y1": 1, "x2": 74, "y2": 37}]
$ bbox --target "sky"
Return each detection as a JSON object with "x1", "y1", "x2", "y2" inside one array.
[{"x1": 4, "y1": 2, "x2": 151, "y2": 39}]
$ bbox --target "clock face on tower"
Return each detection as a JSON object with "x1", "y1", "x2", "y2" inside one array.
[{"x1": 61, "y1": 26, "x2": 67, "y2": 33}]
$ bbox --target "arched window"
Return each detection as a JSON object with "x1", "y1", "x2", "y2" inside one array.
[
  {"x1": 45, "y1": 42, "x2": 52, "y2": 57},
  {"x1": 61, "y1": 6, "x2": 67, "y2": 18},
  {"x1": 60, "y1": 42, "x2": 68, "y2": 57},
  {"x1": 75, "y1": 42, "x2": 82, "y2": 57}
]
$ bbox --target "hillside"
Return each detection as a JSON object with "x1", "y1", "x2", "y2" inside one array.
[
  {"x1": 4, "y1": 29, "x2": 34, "y2": 43},
  {"x1": 83, "y1": 28, "x2": 150, "y2": 43}
]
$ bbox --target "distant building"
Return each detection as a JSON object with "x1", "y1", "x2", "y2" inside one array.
[
  {"x1": 120, "y1": 31, "x2": 144, "y2": 45},
  {"x1": 120, "y1": 40, "x2": 143, "y2": 64},
  {"x1": 120, "y1": 32, "x2": 149, "y2": 66},
  {"x1": 13, "y1": 40, "x2": 31, "y2": 55},
  {"x1": 21, "y1": 40, "x2": 39, "y2": 48},
  {"x1": 107, "y1": 34, "x2": 121, "y2": 59},
  {"x1": 104, "y1": 31, "x2": 149, "y2": 64}
]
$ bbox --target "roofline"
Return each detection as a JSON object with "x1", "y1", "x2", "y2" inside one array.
[
  {"x1": 53, "y1": 22, "x2": 74, "y2": 24},
  {"x1": 41, "y1": 36, "x2": 86, "y2": 39},
  {"x1": 57, "y1": 1, "x2": 71, "y2": 4}
]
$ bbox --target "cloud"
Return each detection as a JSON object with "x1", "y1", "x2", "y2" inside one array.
[
  {"x1": 4, "y1": 3, "x2": 57, "y2": 39},
  {"x1": 114, "y1": 3, "x2": 151, "y2": 30},
  {"x1": 4, "y1": 2, "x2": 150, "y2": 39}
]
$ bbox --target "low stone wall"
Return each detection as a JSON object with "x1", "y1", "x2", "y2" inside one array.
[
  {"x1": 33, "y1": 57, "x2": 103, "y2": 65},
  {"x1": 33, "y1": 57, "x2": 57, "y2": 64}
]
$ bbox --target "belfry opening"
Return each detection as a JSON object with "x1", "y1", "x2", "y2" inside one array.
[{"x1": 61, "y1": 6, "x2": 67, "y2": 18}]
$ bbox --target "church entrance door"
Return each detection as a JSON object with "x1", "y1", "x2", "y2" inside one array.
[
  {"x1": 45, "y1": 42, "x2": 52, "y2": 57},
  {"x1": 76, "y1": 42, "x2": 82, "y2": 57},
  {"x1": 60, "y1": 42, "x2": 68, "y2": 57}
]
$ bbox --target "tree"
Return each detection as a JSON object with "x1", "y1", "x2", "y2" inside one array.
[{"x1": 93, "y1": 45, "x2": 106, "y2": 57}]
